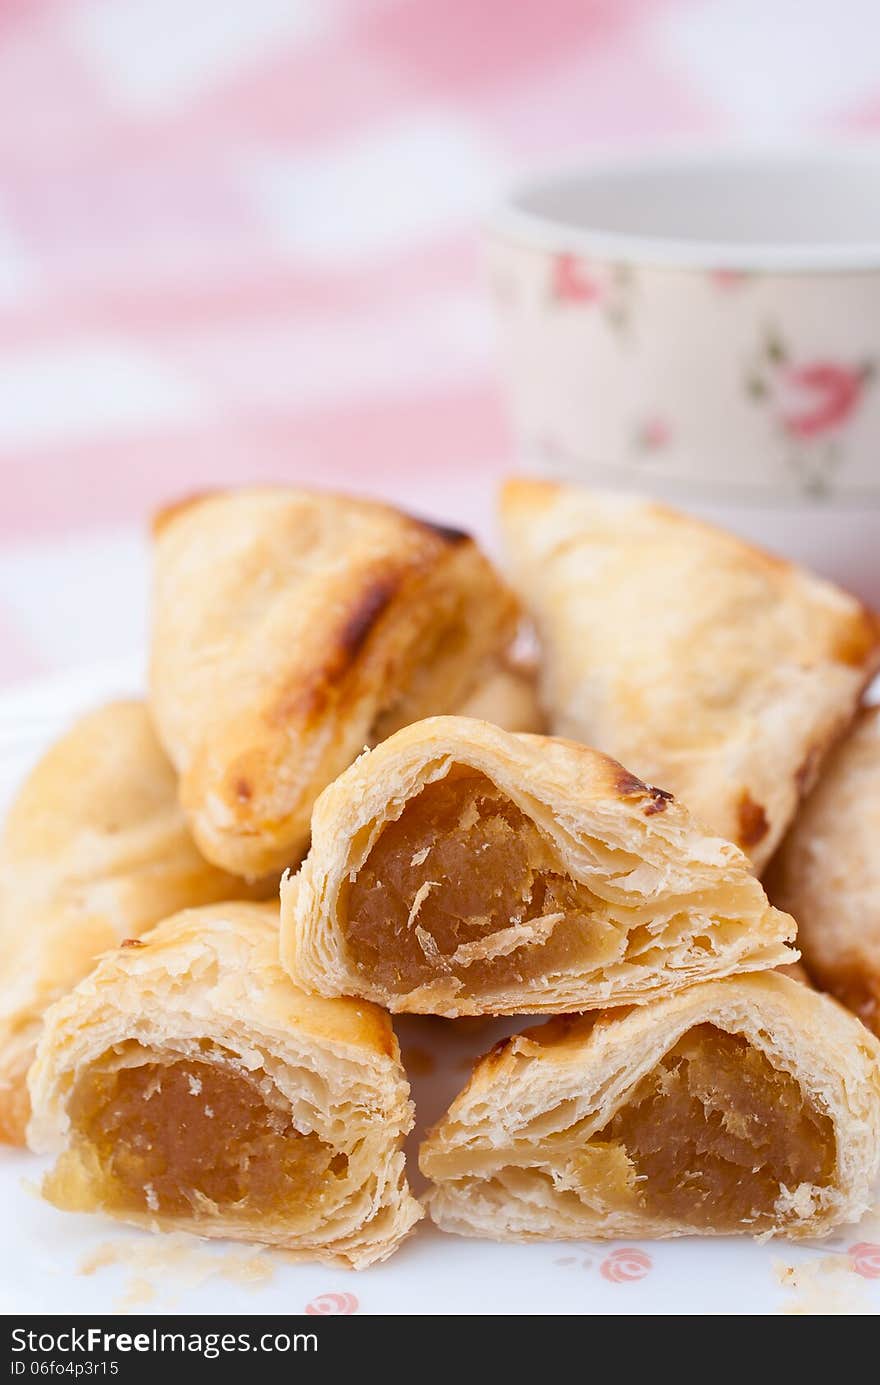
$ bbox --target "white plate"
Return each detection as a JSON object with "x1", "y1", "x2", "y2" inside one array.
[{"x1": 1, "y1": 658, "x2": 879, "y2": 1316}]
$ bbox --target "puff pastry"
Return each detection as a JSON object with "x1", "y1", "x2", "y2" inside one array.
[
  {"x1": 499, "y1": 479, "x2": 880, "y2": 870},
  {"x1": 767, "y1": 706, "x2": 880, "y2": 1035},
  {"x1": 456, "y1": 656, "x2": 544, "y2": 733},
  {"x1": 0, "y1": 701, "x2": 268, "y2": 1146},
  {"x1": 28, "y1": 901, "x2": 421, "y2": 1268},
  {"x1": 150, "y1": 487, "x2": 518, "y2": 878},
  {"x1": 421, "y1": 973, "x2": 880, "y2": 1242},
  {"x1": 281, "y1": 716, "x2": 795, "y2": 1016}
]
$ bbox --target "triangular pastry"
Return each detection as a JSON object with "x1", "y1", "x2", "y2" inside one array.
[
  {"x1": 767, "y1": 706, "x2": 880, "y2": 1035},
  {"x1": 28, "y1": 902, "x2": 422, "y2": 1268},
  {"x1": 281, "y1": 716, "x2": 795, "y2": 1016},
  {"x1": 149, "y1": 487, "x2": 518, "y2": 879},
  {"x1": 421, "y1": 974, "x2": 880, "y2": 1241},
  {"x1": 0, "y1": 701, "x2": 269, "y2": 1145},
  {"x1": 456, "y1": 656, "x2": 544, "y2": 734},
  {"x1": 499, "y1": 479, "x2": 880, "y2": 870}
]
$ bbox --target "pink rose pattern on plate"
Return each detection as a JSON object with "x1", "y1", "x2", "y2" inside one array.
[
  {"x1": 305, "y1": 1291, "x2": 359, "y2": 1315},
  {"x1": 599, "y1": 1248, "x2": 653, "y2": 1283},
  {"x1": 747, "y1": 327, "x2": 875, "y2": 497},
  {"x1": 848, "y1": 1243, "x2": 880, "y2": 1279}
]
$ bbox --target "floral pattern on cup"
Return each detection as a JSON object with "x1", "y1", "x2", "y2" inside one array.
[
  {"x1": 746, "y1": 327, "x2": 876, "y2": 498},
  {"x1": 709, "y1": 267, "x2": 750, "y2": 290},
  {"x1": 552, "y1": 253, "x2": 601, "y2": 304},
  {"x1": 780, "y1": 362, "x2": 871, "y2": 439},
  {"x1": 489, "y1": 231, "x2": 880, "y2": 510},
  {"x1": 599, "y1": 1247, "x2": 652, "y2": 1283},
  {"x1": 848, "y1": 1243, "x2": 880, "y2": 1279},
  {"x1": 305, "y1": 1291, "x2": 359, "y2": 1315},
  {"x1": 635, "y1": 416, "x2": 673, "y2": 453},
  {"x1": 549, "y1": 254, "x2": 633, "y2": 332}
]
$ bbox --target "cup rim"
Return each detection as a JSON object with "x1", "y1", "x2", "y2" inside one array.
[{"x1": 493, "y1": 143, "x2": 880, "y2": 273}]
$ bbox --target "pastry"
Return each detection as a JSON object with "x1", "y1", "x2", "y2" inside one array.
[
  {"x1": 499, "y1": 479, "x2": 880, "y2": 870},
  {"x1": 28, "y1": 901, "x2": 421, "y2": 1268},
  {"x1": 456, "y1": 655, "x2": 544, "y2": 733},
  {"x1": 776, "y1": 960, "x2": 812, "y2": 985},
  {"x1": 767, "y1": 706, "x2": 880, "y2": 1035},
  {"x1": 0, "y1": 701, "x2": 269, "y2": 1145},
  {"x1": 421, "y1": 973, "x2": 880, "y2": 1241},
  {"x1": 281, "y1": 716, "x2": 795, "y2": 1016},
  {"x1": 150, "y1": 488, "x2": 518, "y2": 878}
]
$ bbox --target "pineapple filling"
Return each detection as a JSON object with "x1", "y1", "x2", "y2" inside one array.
[
  {"x1": 53, "y1": 1056, "x2": 347, "y2": 1220},
  {"x1": 344, "y1": 770, "x2": 622, "y2": 995},
  {"x1": 600, "y1": 1025, "x2": 834, "y2": 1228}
]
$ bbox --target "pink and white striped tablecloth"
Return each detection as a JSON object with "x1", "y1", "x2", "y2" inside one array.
[{"x1": 1, "y1": 0, "x2": 879, "y2": 687}]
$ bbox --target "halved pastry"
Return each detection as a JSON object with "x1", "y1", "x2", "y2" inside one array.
[
  {"x1": 27, "y1": 901, "x2": 421, "y2": 1268},
  {"x1": 281, "y1": 716, "x2": 795, "y2": 1016},
  {"x1": 421, "y1": 974, "x2": 880, "y2": 1242},
  {"x1": 499, "y1": 479, "x2": 880, "y2": 870},
  {"x1": 150, "y1": 487, "x2": 518, "y2": 878},
  {"x1": 0, "y1": 701, "x2": 269, "y2": 1146},
  {"x1": 767, "y1": 706, "x2": 880, "y2": 1036}
]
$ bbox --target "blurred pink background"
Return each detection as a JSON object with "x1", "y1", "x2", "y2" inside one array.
[{"x1": 1, "y1": 0, "x2": 879, "y2": 687}]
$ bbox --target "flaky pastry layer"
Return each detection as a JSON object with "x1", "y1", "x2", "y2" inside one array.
[
  {"x1": 767, "y1": 705, "x2": 880, "y2": 1036},
  {"x1": 28, "y1": 902, "x2": 422, "y2": 1268},
  {"x1": 421, "y1": 974, "x2": 880, "y2": 1241},
  {"x1": 0, "y1": 701, "x2": 269, "y2": 1145},
  {"x1": 500, "y1": 479, "x2": 880, "y2": 870},
  {"x1": 282, "y1": 716, "x2": 795, "y2": 1016},
  {"x1": 149, "y1": 487, "x2": 518, "y2": 877}
]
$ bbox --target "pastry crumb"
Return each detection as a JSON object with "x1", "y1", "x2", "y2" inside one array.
[
  {"x1": 406, "y1": 880, "x2": 439, "y2": 929},
  {"x1": 117, "y1": 1276, "x2": 156, "y2": 1312},
  {"x1": 76, "y1": 1231, "x2": 277, "y2": 1309},
  {"x1": 774, "y1": 1255, "x2": 875, "y2": 1314}
]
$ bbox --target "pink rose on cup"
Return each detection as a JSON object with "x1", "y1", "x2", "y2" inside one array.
[
  {"x1": 599, "y1": 1247, "x2": 652, "y2": 1283},
  {"x1": 637, "y1": 416, "x2": 672, "y2": 451},
  {"x1": 551, "y1": 253, "x2": 602, "y2": 304},
  {"x1": 305, "y1": 1291, "x2": 359, "y2": 1314},
  {"x1": 848, "y1": 1242, "x2": 880, "y2": 1279},
  {"x1": 748, "y1": 331, "x2": 874, "y2": 439},
  {"x1": 709, "y1": 267, "x2": 749, "y2": 289},
  {"x1": 549, "y1": 255, "x2": 634, "y2": 334},
  {"x1": 780, "y1": 362, "x2": 869, "y2": 438},
  {"x1": 746, "y1": 328, "x2": 876, "y2": 496}
]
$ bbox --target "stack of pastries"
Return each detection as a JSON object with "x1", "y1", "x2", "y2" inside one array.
[{"x1": 2, "y1": 481, "x2": 880, "y2": 1269}]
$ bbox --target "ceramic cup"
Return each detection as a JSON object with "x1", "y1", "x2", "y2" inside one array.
[{"x1": 489, "y1": 147, "x2": 880, "y2": 599}]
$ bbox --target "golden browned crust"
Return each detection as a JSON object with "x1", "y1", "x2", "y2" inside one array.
[
  {"x1": 499, "y1": 479, "x2": 880, "y2": 870},
  {"x1": 151, "y1": 490, "x2": 216, "y2": 538},
  {"x1": 282, "y1": 715, "x2": 795, "y2": 1016},
  {"x1": 766, "y1": 705, "x2": 880, "y2": 1035},
  {"x1": 0, "y1": 701, "x2": 272, "y2": 1145},
  {"x1": 149, "y1": 487, "x2": 519, "y2": 877}
]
